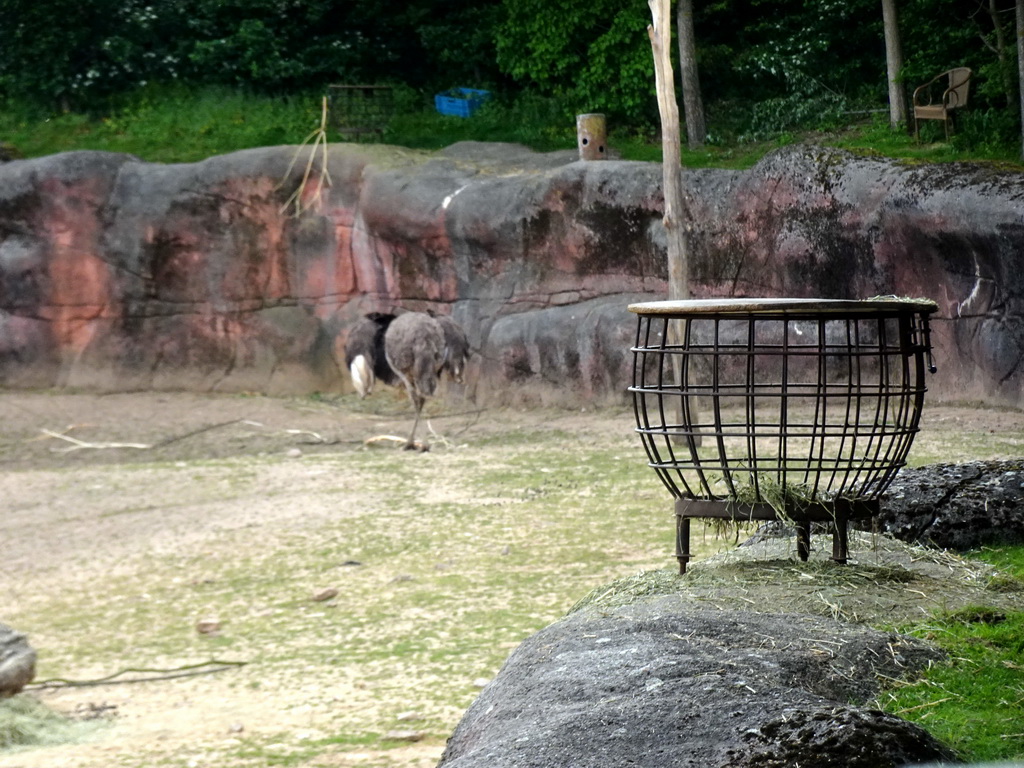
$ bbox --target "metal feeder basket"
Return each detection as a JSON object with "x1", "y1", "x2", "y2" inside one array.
[{"x1": 629, "y1": 298, "x2": 937, "y2": 573}]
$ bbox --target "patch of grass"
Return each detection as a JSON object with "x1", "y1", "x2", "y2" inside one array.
[
  {"x1": 388, "y1": 93, "x2": 574, "y2": 154},
  {"x1": 580, "y1": 541, "x2": 1024, "y2": 762},
  {"x1": 8, "y1": 429, "x2": 693, "y2": 765},
  {"x1": 975, "y1": 547, "x2": 1024, "y2": 594},
  {"x1": 879, "y1": 602, "x2": 1024, "y2": 762},
  {"x1": 826, "y1": 114, "x2": 1024, "y2": 169},
  {"x1": 1, "y1": 86, "x2": 324, "y2": 163},
  {"x1": 4, "y1": 86, "x2": 1022, "y2": 169},
  {"x1": 233, "y1": 729, "x2": 421, "y2": 766},
  {"x1": 871, "y1": 545, "x2": 1024, "y2": 762},
  {"x1": 971, "y1": 545, "x2": 1024, "y2": 580}
]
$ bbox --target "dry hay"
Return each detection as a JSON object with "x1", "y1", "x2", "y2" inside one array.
[
  {"x1": 0, "y1": 696, "x2": 105, "y2": 750},
  {"x1": 572, "y1": 532, "x2": 1024, "y2": 626}
]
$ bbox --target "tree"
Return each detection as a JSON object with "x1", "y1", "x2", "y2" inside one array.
[
  {"x1": 185, "y1": 0, "x2": 398, "y2": 91},
  {"x1": 416, "y1": 2, "x2": 504, "y2": 86},
  {"x1": 496, "y1": 0, "x2": 656, "y2": 123},
  {"x1": 736, "y1": 0, "x2": 882, "y2": 136},
  {"x1": 881, "y1": 0, "x2": 908, "y2": 128},
  {"x1": 980, "y1": 0, "x2": 1016, "y2": 107},
  {"x1": 651, "y1": 0, "x2": 704, "y2": 443},
  {"x1": 0, "y1": 0, "x2": 188, "y2": 110},
  {"x1": 677, "y1": 0, "x2": 707, "y2": 147},
  {"x1": 648, "y1": 0, "x2": 691, "y2": 301}
]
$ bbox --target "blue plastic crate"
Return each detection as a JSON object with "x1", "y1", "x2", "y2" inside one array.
[{"x1": 434, "y1": 88, "x2": 491, "y2": 118}]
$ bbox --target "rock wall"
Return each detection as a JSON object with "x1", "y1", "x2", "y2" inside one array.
[{"x1": 2, "y1": 142, "x2": 1023, "y2": 407}]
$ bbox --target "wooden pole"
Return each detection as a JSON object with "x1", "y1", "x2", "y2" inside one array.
[
  {"x1": 649, "y1": 0, "x2": 700, "y2": 445},
  {"x1": 648, "y1": 0, "x2": 690, "y2": 302}
]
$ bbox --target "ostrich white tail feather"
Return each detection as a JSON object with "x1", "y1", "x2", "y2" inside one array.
[{"x1": 350, "y1": 355, "x2": 374, "y2": 398}]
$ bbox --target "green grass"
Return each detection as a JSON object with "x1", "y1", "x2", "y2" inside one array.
[
  {"x1": 971, "y1": 545, "x2": 1024, "y2": 578},
  {"x1": 1, "y1": 86, "x2": 326, "y2": 163},
  {"x1": 877, "y1": 546, "x2": 1024, "y2": 763},
  {"x1": 3, "y1": 85, "x2": 1021, "y2": 169}
]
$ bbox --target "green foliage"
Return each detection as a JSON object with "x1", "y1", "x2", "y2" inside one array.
[
  {"x1": 873, "y1": 0, "x2": 1013, "y2": 119},
  {"x1": 182, "y1": 0, "x2": 397, "y2": 91},
  {"x1": 0, "y1": 0, "x2": 188, "y2": 111},
  {"x1": 416, "y1": 2, "x2": 505, "y2": 87},
  {"x1": 2, "y1": 0, "x2": 1021, "y2": 150},
  {"x1": 495, "y1": 0, "x2": 656, "y2": 124},
  {"x1": 734, "y1": 0, "x2": 883, "y2": 137},
  {"x1": 0, "y1": 0, "x2": 507, "y2": 110}
]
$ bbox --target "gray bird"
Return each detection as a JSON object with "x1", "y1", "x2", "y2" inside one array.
[
  {"x1": 384, "y1": 311, "x2": 448, "y2": 449},
  {"x1": 344, "y1": 312, "x2": 398, "y2": 398},
  {"x1": 346, "y1": 309, "x2": 469, "y2": 450}
]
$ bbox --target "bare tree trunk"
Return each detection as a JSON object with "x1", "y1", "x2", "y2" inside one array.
[
  {"x1": 650, "y1": 0, "x2": 702, "y2": 445},
  {"x1": 882, "y1": 0, "x2": 908, "y2": 129},
  {"x1": 648, "y1": 0, "x2": 691, "y2": 301},
  {"x1": 1018, "y1": 0, "x2": 1024, "y2": 159},
  {"x1": 988, "y1": 0, "x2": 1015, "y2": 106},
  {"x1": 676, "y1": 0, "x2": 706, "y2": 148}
]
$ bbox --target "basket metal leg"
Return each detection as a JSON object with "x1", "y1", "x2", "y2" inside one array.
[
  {"x1": 796, "y1": 522, "x2": 811, "y2": 562},
  {"x1": 675, "y1": 515, "x2": 691, "y2": 574},
  {"x1": 832, "y1": 519, "x2": 849, "y2": 564}
]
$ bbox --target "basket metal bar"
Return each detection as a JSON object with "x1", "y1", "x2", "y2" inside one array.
[
  {"x1": 807, "y1": 316, "x2": 829, "y2": 493},
  {"x1": 680, "y1": 317, "x2": 709, "y2": 496},
  {"x1": 838, "y1": 317, "x2": 865, "y2": 494},
  {"x1": 828, "y1": 317, "x2": 855, "y2": 494},
  {"x1": 776, "y1": 317, "x2": 791, "y2": 486},
  {"x1": 863, "y1": 315, "x2": 896, "y2": 496},
  {"x1": 744, "y1": 315, "x2": 760, "y2": 497},
  {"x1": 710, "y1": 318, "x2": 736, "y2": 497}
]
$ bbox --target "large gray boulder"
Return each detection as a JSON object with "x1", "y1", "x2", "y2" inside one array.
[
  {"x1": 439, "y1": 530, "x2": 1024, "y2": 767},
  {"x1": 876, "y1": 460, "x2": 1024, "y2": 550},
  {"x1": 438, "y1": 601, "x2": 953, "y2": 768},
  {"x1": 0, "y1": 624, "x2": 36, "y2": 697}
]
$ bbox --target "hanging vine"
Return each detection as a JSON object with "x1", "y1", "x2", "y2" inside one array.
[{"x1": 278, "y1": 96, "x2": 333, "y2": 218}]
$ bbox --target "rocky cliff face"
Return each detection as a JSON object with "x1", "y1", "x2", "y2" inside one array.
[{"x1": 1, "y1": 142, "x2": 1022, "y2": 406}]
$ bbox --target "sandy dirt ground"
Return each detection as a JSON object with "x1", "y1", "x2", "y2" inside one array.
[
  {"x1": 2, "y1": 391, "x2": 1024, "y2": 768},
  {"x1": 0, "y1": 391, "x2": 644, "y2": 768}
]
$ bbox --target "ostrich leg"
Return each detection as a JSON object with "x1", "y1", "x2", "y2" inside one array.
[{"x1": 405, "y1": 390, "x2": 426, "y2": 450}]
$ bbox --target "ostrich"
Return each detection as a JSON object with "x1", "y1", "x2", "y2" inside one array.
[
  {"x1": 344, "y1": 312, "x2": 397, "y2": 397},
  {"x1": 384, "y1": 311, "x2": 448, "y2": 449},
  {"x1": 345, "y1": 309, "x2": 469, "y2": 450}
]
